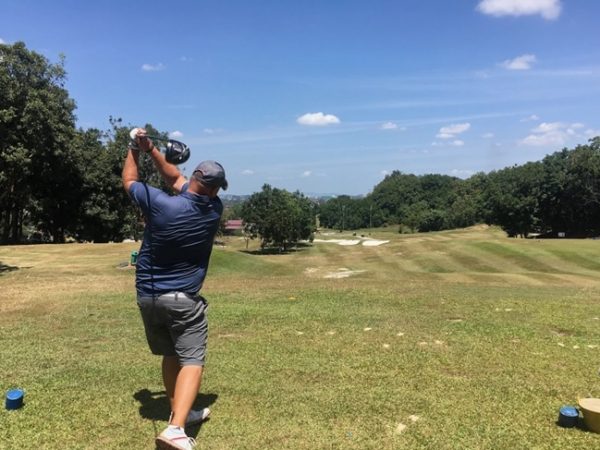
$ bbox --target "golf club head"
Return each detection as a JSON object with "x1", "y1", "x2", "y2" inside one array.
[{"x1": 165, "y1": 139, "x2": 190, "y2": 165}]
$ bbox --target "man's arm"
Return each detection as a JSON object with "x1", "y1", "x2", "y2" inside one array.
[
  {"x1": 122, "y1": 147, "x2": 141, "y2": 192},
  {"x1": 146, "y1": 144, "x2": 187, "y2": 193},
  {"x1": 137, "y1": 131, "x2": 187, "y2": 193}
]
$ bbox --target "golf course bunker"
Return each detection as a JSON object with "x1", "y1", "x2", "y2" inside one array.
[
  {"x1": 362, "y1": 239, "x2": 390, "y2": 247},
  {"x1": 324, "y1": 268, "x2": 366, "y2": 278},
  {"x1": 313, "y1": 238, "x2": 360, "y2": 246},
  {"x1": 313, "y1": 237, "x2": 389, "y2": 247}
]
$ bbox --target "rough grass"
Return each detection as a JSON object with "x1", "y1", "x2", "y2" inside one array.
[{"x1": 1, "y1": 226, "x2": 599, "y2": 449}]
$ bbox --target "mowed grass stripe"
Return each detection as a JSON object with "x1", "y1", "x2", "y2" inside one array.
[
  {"x1": 443, "y1": 248, "x2": 500, "y2": 273},
  {"x1": 542, "y1": 246, "x2": 600, "y2": 272},
  {"x1": 400, "y1": 239, "x2": 487, "y2": 274},
  {"x1": 469, "y1": 241, "x2": 559, "y2": 273}
]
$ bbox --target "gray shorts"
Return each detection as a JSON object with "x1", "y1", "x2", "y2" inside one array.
[{"x1": 137, "y1": 292, "x2": 208, "y2": 366}]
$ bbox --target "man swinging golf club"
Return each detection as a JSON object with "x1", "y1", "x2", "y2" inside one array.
[{"x1": 122, "y1": 128, "x2": 228, "y2": 450}]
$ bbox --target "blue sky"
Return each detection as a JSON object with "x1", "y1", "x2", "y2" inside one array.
[{"x1": 2, "y1": 0, "x2": 599, "y2": 195}]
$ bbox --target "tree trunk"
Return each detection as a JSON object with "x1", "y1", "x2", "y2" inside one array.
[
  {"x1": 1, "y1": 209, "x2": 8, "y2": 244},
  {"x1": 10, "y1": 206, "x2": 20, "y2": 244}
]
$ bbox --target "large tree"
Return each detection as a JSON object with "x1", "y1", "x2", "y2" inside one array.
[
  {"x1": 241, "y1": 184, "x2": 316, "y2": 250},
  {"x1": 0, "y1": 42, "x2": 77, "y2": 243}
]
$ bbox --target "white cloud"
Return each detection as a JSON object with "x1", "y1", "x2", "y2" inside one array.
[
  {"x1": 431, "y1": 140, "x2": 465, "y2": 147},
  {"x1": 521, "y1": 121, "x2": 586, "y2": 147},
  {"x1": 0, "y1": 38, "x2": 5, "y2": 44},
  {"x1": 482, "y1": 132, "x2": 495, "y2": 138},
  {"x1": 380, "y1": 121, "x2": 398, "y2": 130},
  {"x1": 501, "y1": 54, "x2": 537, "y2": 71},
  {"x1": 451, "y1": 169, "x2": 475, "y2": 178},
  {"x1": 242, "y1": 169, "x2": 254, "y2": 175},
  {"x1": 521, "y1": 114, "x2": 540, "y2": 122},
  {"x1": 169, "y1": 130, "x2": 183, "y2": 138},
  {"x1": 436, "y1": 122, "x2": 470, "y2": 139},
  {"x1": 203, "y1": 128, "x2": 223, "y2": 134},
  {"x1": 301, "y1": 170, "x2": 312, "y2": 177},
  {"x1": 440, "y1": 123, "x2": 471, "y2": 135},
  {"x1": 477, "y1": 0, "x2": 562, "y2": 20},
  {"x1": 297, "y1": 112, "x2": 340, "y2": 126},
  {"x1": 532, "y1": 122, "x2": 563, "y2": 133},
  {"x1": 521, "y1": 133, "x2": 564, "y2": 147},
  {"x1": 585, "y1": 129, "x2": 600, "y2": 137},
  {"x1": 141, "y1": 63, "x2": 165, "y2": 72}
]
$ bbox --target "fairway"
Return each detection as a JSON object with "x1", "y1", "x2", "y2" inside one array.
[{"x1": 1, "y1": 226, "x2": 599, "y2": 449}]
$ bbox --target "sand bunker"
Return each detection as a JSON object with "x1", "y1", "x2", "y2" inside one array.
[
  {"x1": 362, "y1": 239, "x2": 390, "y2": 247},
  {"x1": 313, "y1": 239, "x2": 360, "y2": 246},
  {"x1": 339, "y1": 240, "x2": 361, "y2": 246},
  {"x1": 313, "y1": 238, "x2": 389, "y2": 247},
  {"x1": 324, "y1": 268, "x2": 366, "y2": 278}
]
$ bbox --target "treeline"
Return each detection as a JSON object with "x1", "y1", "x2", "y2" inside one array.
[
  {"x1": 320, "y1": 138, "x2": 600, "y2": 237},
  {"x1": 3, "y1": 42, "x2": 599, "y2": 245},
  {"x1": 0, "y1": 42, "x2": 168, "y2": 244}
]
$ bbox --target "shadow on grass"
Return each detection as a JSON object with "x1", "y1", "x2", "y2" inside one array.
[
  {"x1": 0, "y1": 262, "x2": 19, "y2": 275},
  {"x1": 242, "y1": 242, "x2": 312, "y2": 256},
  {"x1": 134, "y1": 389, "x2": 218, "y2": 424},
  {"x1": 554, "y1": 419, "x2": 594, "y2": 433}
]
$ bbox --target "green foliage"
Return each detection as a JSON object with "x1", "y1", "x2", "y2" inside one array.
[
  {"x1": 0, "y1": 41, "x2": 76, "y2": 243},
  {"x1": 484, "y1": 162, "x2": 544, "y2": 237},
  {"x1": 484, "y1": 138, "x2": 600, "y2": 237},
  {"x1": 320, "y1": 139, "x2": 600, "y2": 237},
  {"x1": 318, "y1": 195, "x2": 384, "y2": 230},
  {"x1": 324, "y1": 172, "x2": 471, "y2": 232},
  {"x1": 241, "y1": 184, "x2": 316, "y2": 250}
]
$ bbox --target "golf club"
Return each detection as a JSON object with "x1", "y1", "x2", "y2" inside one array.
[{"x1": 129, "y1": 128, "x2": 190, "y2": 165}]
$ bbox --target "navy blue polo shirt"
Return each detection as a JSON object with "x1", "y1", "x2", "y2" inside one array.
[{"x1": 128, "y1": 182, "x2": 223, "y2": 297}]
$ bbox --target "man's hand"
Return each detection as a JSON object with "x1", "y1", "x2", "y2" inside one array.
[
  {"x1": 123, "y1": 126, "x2": 187, "y2": 194},
  {"x1": 134, "y1": 128, "x2": 154, "y2": 153}
]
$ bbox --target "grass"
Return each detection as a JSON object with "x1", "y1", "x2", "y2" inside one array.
[{"x1": 1, "y1": 226, "x2": 599, "y2": 449}]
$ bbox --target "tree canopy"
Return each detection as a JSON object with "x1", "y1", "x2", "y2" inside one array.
[{"x1": 241, "y1": 184, "x2": 317, "y2": 250}]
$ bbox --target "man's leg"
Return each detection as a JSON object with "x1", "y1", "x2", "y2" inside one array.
[
  {"x1": 162, "y1": 355, "x2": 180, "y2": 410},
  {"x1": 169, "y1": 365, "x2": 203, "y2": 427}
]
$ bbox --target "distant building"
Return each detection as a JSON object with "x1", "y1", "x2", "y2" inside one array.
[{"x1": 224, "y1": 219, "x2": 244, "y2": 235}]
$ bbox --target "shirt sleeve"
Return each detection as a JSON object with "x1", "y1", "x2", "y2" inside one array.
[{"x1": 128, "y1": 182, "x2": 165, "y2": 216}]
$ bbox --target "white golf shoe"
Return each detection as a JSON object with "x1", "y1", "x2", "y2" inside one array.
[
  {"x1": 185, "y1": 407, "x2": 211, "y2": 426},
  {"x1": 156, "y1": 425, "x2": 197, "y2": 450}
]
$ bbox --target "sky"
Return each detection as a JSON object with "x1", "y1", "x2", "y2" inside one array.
[{"x1": 1, "y1": 0, "x2": 599, "y2": 195}]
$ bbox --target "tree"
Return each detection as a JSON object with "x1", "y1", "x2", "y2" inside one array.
[
  {"x1": 484, "y1": 162, "x2": 544, "y2": 237},
  {"x1": 241, "y1": 184, "x2": 316, "y2": 250},
  {"x1": 560, "y1": 138, "x2": 600, "y2": 235},
  {"x1": 0, "y1": 42, "x2": 77, "y2": 243},
  {"x1": 370, "y1": 171, "x2": 421, "y2": 224},
  {"x1": 320, "y1": 196, "x2": 357, "y2": 230}
]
